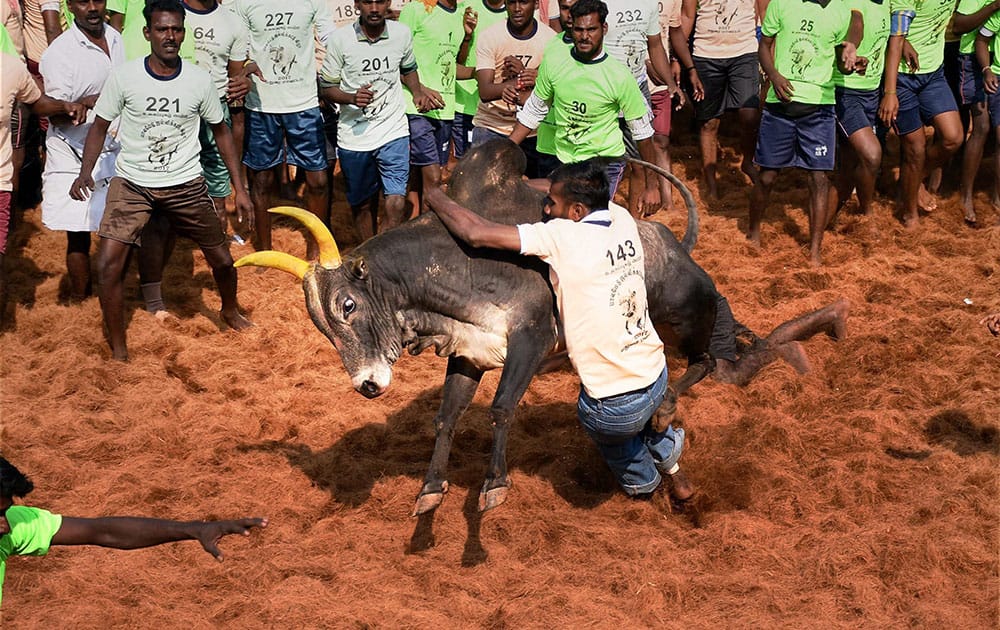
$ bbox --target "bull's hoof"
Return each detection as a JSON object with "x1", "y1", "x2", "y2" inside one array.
[
  {"x1": 478, "y1": 482, "x2": 511, "y2": 512},
  {"x1": 411, "y1": 481, "x2": 448, "y2": 517}
]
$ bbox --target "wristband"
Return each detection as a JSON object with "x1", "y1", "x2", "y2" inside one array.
[
  {"x1": 985, "y1": 67, "x2": 994, "y2": 76},
  {"x1": 883, "y1": 89, "x2": 896, "y2": 94},
  {"x1": 685, "y1": 66, "x2": 695, "y2": 72}
]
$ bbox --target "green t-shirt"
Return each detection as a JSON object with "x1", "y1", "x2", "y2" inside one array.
[
  {"x1": 0, "y1": 506, "x2": 63, "y2": 607},
  {"x1": 982, "y1": 11, "x2": 1000, "y2": 73},
  {"x1": 957, "y1": 0, "x2": 998, "y2": 53},
  {"x1": 0, "y1": 24, "x2": 16, "y2": 56},
  {"x1": 762, "y1": 0, "x2": 852, "y2": 105},
  {"x1": 890, "y1": 0, "x2": 954, "y2": 73},
  {"x1": 400, "y1": 0, "x2": 469, "y2": 120},
  {"x1": 107, "y1": 0, "x2": 197, "y2": 61},
  {"x1": 835, "y1": 0, "x2": 890, "y2": 90},
  {"x1": 533, "y1": 48, "x2": 648, "y2": 163},
  {"x1": 455, "y1": 0, "x2": 508, "y2": 116},
  {"x1": 535, "y1": 32, "x2": 572, "y2": 156}
]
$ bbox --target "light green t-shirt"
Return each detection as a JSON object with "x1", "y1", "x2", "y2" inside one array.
[
  {"x1": 185, "y1": 2, "x2": 250, "y2": 98},
  {"x1": 455, "y1": 0, "x2": 508, "y2": 117},
  {"x1": 762, "y1": 0, "x2": 852, "y2": 105},
  {"x1": 533, "y1": 48, "x2": 648, "y2": 163},
  {"x1": 107, "y1": 0, "x2": 197, "y2": 61},
  {"x1": 94, "y1": 58, "x2": 225, "y2": 187},
  {"x1": 835, "y1": 0, "x2": 890, "y2": 90},
  {"x1": 957, "y1": 0, "x2": 998, "y2": 53},
  {"x1": 982, "y1": 11, "x2": 1000, "y2": 73},
  {"x1": 400, "y1": 0, "x2": 469, "y2": 120},
  {"x1": 535, "y1": 32, "x2": 572, "y2": 156},
  {"x1": 0, "y1": 506, "x2": 63, "y2": 607},
  {"x1": 0, "y1": 23, "x2": 16, "y2": 56},
  {"x1": 890, "y1": 0, "x2": 955, "y2": 73}
]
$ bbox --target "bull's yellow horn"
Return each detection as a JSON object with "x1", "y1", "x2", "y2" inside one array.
[
  {"x1": 268, "y1": 206, "x2": 341, "y2": 268},
  {"x1": 234, "y1": 251, "x2": 310, "y2": 280}
]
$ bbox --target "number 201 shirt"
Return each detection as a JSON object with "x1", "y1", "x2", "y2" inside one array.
[{"x1": 94, "y1": 58, "x2": 225, "y2": 188}]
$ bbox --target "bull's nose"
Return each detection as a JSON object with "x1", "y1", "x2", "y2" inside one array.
[{"x1": 360, "y1": 380, "x2": 382, "y2": 398}]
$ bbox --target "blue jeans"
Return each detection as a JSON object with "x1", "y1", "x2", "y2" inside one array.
[{"x1": 576, "y1": 367, "x2": 684, "y2": 496}]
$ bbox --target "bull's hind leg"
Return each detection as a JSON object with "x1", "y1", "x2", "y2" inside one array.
[
  {"x1": 413, "y1": 357, "x2": 484, "y2": 517},
  {"x1": 480, "y1": 330, "x2": 550, "y2": 512}
]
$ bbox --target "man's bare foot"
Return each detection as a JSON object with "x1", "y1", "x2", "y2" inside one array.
[
  {"x1": 904, "y1": 212, "x2": 920, "y2": 230},
  {"x1": 110, "y1": 347, "x2": 129, "y2": 362},
  {"x1": 221, "y1": 309, "x2": 253, "y2": 330},
  {"x1": 775, "y1": 341, "x2": 811, "y2": 374},
  {"x1": 152, "y1": 309, "x2": 178, "y2": 323},
  {"x1": 917, "y1": 185, "x2": 937, "y2": 212},
  {"x1": 962, "y1": 198, "x2": 977, "y2": 227},
  {"x1": 704, "y1": 175, "x2": 719, "y2": 200},
  {"x1": 667, "y1": 468, "x2": 695, "y2": 501},
  {"x1": 746, "y1": 229, "x2": 761, "y2": 247}
]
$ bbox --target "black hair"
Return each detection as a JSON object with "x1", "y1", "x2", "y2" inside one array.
[
  {"x1": 569, "y1": 0, "x2": 608, "y2": 24},
  {"x1": 143, "y1": 0, "x2": 185, "y2": 28},
  {"x1": 548, "y1": 159, "x2": 611, "y2": 211},
  {"x1": 0, "y1": 457, "x2": 35, "y2": 499}
]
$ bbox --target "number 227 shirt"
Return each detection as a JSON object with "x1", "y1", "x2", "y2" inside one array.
[{"x1": 518, "y1": 203, "x2": 666, "y2": 399}]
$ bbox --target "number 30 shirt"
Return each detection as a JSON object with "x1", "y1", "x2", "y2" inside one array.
[
  {"x1": 94, "y1": 59, "x2": 225, "y2": 188},
  {"x1": 518, "y1": 203, "x2": 665, "y2": 399}
]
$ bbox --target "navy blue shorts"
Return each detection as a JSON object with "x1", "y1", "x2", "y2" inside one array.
[
  {"x1": 692, "y1": 52, "x2": 761, "y2": 121},
  {"x1": 754, "y1": 104, "x2": 836, "y2": 171},
  {"x1": 243, "y1": 107, "x2": 328, "y2": 172},
  {"x1": 408, "y1": 114, "x2": 452, "y2": 167},
  {"x1": 895, "y1": 66, "x2": 959, "y2": 136},
  {"x1": 337, "y1": 136, "x2": 410, "y2": 207},
  {"x1": 957, "y1": 54, "x2": 986, "y2": 106},
  {"x1": 990, "y1": 89, "x2": 1000, "y2": 127},
  {"x1": 451, "y1": 112, "x2": 474, "y2": 160},
  {"x1": 835, "y1": 86, "x2": 880, "y2": 137}
]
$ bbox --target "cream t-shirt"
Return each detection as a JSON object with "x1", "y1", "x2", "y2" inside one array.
[
  {"x1": 692, "y1": 0, "x2": 758, "y2": 59},
  {"x1": 2, "y1": 51, "x2": 42, "y2": 190}
]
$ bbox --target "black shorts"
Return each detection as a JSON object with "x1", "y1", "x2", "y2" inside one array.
[{"x1": 692, "y1": 52, "x2": 761, "y2": 122}]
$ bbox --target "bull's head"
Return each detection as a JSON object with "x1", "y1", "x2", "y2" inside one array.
[{"x1": 234, "y1": 207, "x2": 400, "y2": 399}]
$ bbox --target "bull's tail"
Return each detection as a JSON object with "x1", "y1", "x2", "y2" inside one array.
[{"x1": 625, "y1": 157, "x2": 699, "y2": 253}]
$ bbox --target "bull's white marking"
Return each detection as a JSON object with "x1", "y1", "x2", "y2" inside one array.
[
  {"x1": 401, "y1": 307, "x2": 509, "y2": 370},
  {"x1": 352, "y1": 363, "x2": 393, "y2": 393}
]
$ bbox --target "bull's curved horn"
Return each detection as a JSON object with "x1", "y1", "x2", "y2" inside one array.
[
  {"x1": 234, "y1": 251, "x2": 310, "y2": 280},
  {"x1": 268, "y1": 206, "x2": 342, "y2": 268}
]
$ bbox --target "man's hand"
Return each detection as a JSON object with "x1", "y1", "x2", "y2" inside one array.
[
  {"x1": 839, "y1": 41, "x2": 858, "y2": 73},
  {"x1": 640, "y1": 186, "x2": 661, "y2": 217},
  {"x1": 981, "y1": 312, "x2": 1000, "y2": 336},
  {"x1": 78, "y1": 94, "x2": 99, "y2": 109},
  {"x1": 769, "y1": 71, "x2": 794, "y2": 102},
  {"x1": 227, "y1": 74, "x2": 253, "y2": 102},
  {"x1": 64, "y1": 101, "x2": 88, "y2": 124},
  {"x1": 688, "y1": 67, "x2": 706, "y2": 101},
  {"x1": 501, "y1": 84, "x2": 521, "y2": 106},
  {"x1": 234, "y1": 189, "x2": 255, "y2": 231},
  {"x1": 354, "y1": 83, "x2": 375, "y2": 108},
  {"x1": 194, "y1": 517, "x2": 268, "y2": 562},
  {"x1": 414, "y1": 87, "x2": 445, "y2": 112},
  {"x1": 985, "y1": 68, "x2": 999, "y2": 94},
  {"x1": 69, "y1": 173, "x2": 96, "y2": 201},
  {"x1": 854, "y1": 56, "x2": 869, "y2": 76},
  {"x1": 516, "y1": 67, "x2": 537, "y2": 91},
  {"x1": 878, "y1": 92, "x2": 899, "y2": 127},
  {"x1": 670, "y1": 59, "x2": 681, "y2": 86},
  {"x1": 502, "y1": 55, "x2": 525, "y2": 80},
  {"x1": 463, "y1": 7, "x2": 478, "y2": 36},
  {"x1": 901, "y1": 39, "x2": 919, "y2": 72}
]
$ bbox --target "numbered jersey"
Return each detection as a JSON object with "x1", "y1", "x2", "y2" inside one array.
[
  {"x1": 94, "y1": 58, "x2": 224, "y2": 187},
  {"x1": 185, "y1": 3, "x2": 249, "y2": 98},
  {"x1": 473, "y1": 19, "x2": 556, "y2": 135},
  {"x1": 232, "y1": 0, "x2": 336, "y2": 113},
  {"x1": 314, "y1": 0, "x2": 363, "y2": 70},
  {"x1": 692, "y1": 0, "x2": 758, "y2": 58},
  {"x1": 603, "y1": 0, "x2": 661, "y2": 84},
  {"x1": 517, "y1": 203, "x2": 665, "y2": 399},
  {"x1": 835, "y1": 0, "x2": 889, "y2": 91},
  {"x1": 399, "y1": 0, "x2": 470, "y2": 120},
  {"x1": 761, "y1": 0, "x2": 851, "y2": 105},
  {"x1": 321, "y1": 20, "x2": 416, "y2": 151}
]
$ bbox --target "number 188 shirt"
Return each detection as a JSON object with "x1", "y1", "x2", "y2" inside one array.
[{"x1": 518, "y1": 203, "x2": 665, "y2": 399}]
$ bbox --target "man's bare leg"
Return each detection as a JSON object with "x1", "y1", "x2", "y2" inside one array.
[
  {"x1": 303, "y1": 169, "x2": 329, "y2": 260},
  {"x1": 921, "y1": 111, "x2": 964, "y2": 212},
  {"x1": 959, "y1": 102, "x2": 989, "y2": 225},
  {"x1": 899, "y1": 128, "x2": 926, "y2": 227},
  {"x1": 651, "y1": 132, "x2": 673, "y2": 213},
  {"x1": 839, "y1": 127, "x2": 881, "y2": 216},
  {"x1": 136, "y1": 215, "x2": 176, "y2": 317},
  {"x1": 351, "y1": 195, "x2": 379, "y2": 242},
  {"x1": 699, "y1": 117, "x2": 721, "y2": 199},
  {"x1": 738, "y1": 107, "x2": 762, "y2": 187},
  {"x1": 97, "y1": 237, "x2": 135, "y2": 361},
  {"x1": 248, "y1": 166, "x2": 277, "y2": 251},
  {"x1": 65, "y1": 231, "x2": 93, "y2": 301},
  {"x1": 748, "y1": 168, "x2": 779, "y2": 245},
  {"x1": 806, "y1": 170, "x2": 832, "y2": 266},
  {"x1": 201, "y1": 243, "x2": 252, "y2": 330},
  {"x1": 626, "y1": 163, "x2": 645, "y2": 217},
  {"x1": 383, "y1": 193, "x2": 408, "y2": 233}
]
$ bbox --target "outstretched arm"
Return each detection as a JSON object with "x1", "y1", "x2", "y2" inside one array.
[
  {"x1": 425, "y1": 186, "x2": 522, "y2": 251},
  {"x1": 51, "y1": 516, "x2": 267, "y2": 561}
]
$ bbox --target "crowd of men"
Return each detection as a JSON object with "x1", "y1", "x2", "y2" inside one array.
[{"x1": 0, "y1": 0, "x2": 999, "y2": 358}]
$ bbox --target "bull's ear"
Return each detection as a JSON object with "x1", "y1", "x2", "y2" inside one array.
[{"x1": 347, "y1": 256, "x2": 368, "y2": 280}]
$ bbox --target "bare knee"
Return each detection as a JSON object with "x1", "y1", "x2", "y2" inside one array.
[
  {"x1": 304, "y1": 169, "x2": 328, "y2": 193},
  {"x1": 202, "y1": 244, "x2": 234, "y2": 270}
]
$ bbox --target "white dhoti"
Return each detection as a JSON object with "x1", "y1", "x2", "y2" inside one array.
[{"x1": 41, "y1": 132, "x2": 119, "y2": 233}]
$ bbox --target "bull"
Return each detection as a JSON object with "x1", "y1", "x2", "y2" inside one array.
[{"x1": 236, "y1": 140, "x2": 848, "y2": 515}]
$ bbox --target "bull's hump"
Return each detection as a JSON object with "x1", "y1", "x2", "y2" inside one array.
[{"x1": 401, "y1": 306, "x2": 509, "y2": 370}]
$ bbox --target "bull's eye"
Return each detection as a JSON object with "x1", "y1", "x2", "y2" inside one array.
[{"x1": 343, "y1": 298, "x2": 356, "y2": 316}]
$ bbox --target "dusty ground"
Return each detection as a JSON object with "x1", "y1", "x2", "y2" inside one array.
[{"x1": 1, "y1": 119, "x2": 998, "y2": 627}]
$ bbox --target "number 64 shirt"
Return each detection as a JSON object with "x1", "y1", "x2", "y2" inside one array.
[
  {"x1": 94, "y1": 59, "x2": 225, "y2": 188},
  {"x1": 517, "y1": 203, "x2": 666, "y2": 399}
]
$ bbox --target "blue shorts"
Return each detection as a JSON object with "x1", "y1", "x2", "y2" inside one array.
[
  {"x1": 337, "y1": 136, "x2": 410, "y2": 207},
  {"x1": 451, "y1": 112, "x2": 474, "y2": 160},
  {"x1": 895, "y1": 66, "x2": 959, "y2": 136},
  {"x1": 835, "y1": 86, "x2": 880, "y2": 138},
  {"x1": 957, "y1": 54, "x2": 986, "y2": 106},
  {"x1": 198, "y1": 101, "x2": 232, "y2": 198},
  {"x1": 990, "y1": 90, "x2": 1000, "y2": 128},
  {"x1": 408, "y1": 114, "x2": 452, "y2": 167},
  {"x1": 243, "y1": 107, "x2": 328, "y2": 172},
  {"x1": 577, "y1": 367, "x2": 684, "y2": 496},
  {"x1": 755, "y1": 104, "x2": 836, "y2": 171}
]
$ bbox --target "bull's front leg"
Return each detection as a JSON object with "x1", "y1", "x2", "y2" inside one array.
[
  {"x1": 413, "y1": 356, "x2": 484, "y2": 516},
  {"x1": 480, "y1": 329, "x2": 550, "y2": 512}
]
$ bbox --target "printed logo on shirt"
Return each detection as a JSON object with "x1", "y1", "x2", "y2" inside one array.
[
  {"x1": 789, "y1": 36, "x2": 818, "y2": 77},
  {"x1": 143, "y1": 122, "x2": 183, "y2": 170}
]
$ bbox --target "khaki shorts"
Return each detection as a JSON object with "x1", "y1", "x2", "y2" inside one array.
[{"x1": 98, "y1": 176, "x2": 225, "y2": 248}]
